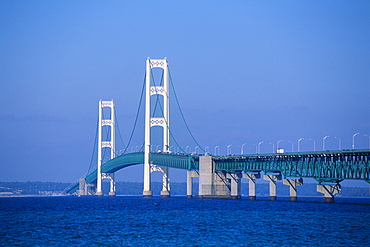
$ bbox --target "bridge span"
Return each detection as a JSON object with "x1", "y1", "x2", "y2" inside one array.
[
  {"x1": 66, "y1": 58, "x2": 369, "y2": 202},
  {"x1": 66, "y1": 149, "x2": 370, "y2": 202}
]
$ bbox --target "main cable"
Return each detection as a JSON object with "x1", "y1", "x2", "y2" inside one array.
[
  {"x1": 85, "y1": 117, "x2": 99, "y2": 178},
  {"x1": 122, "y1": 71, "x2": 146, "y2": 154},
  {"x1": 168, "y1": 68, "x2": 205, "y2": 152}
]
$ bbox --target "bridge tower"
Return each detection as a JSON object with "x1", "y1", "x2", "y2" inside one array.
[
  {"x1": 144, "y1": 57, "x2": 170, "y2": 197},
  {"x1": 96, "y1": 100, "x2": 116, "y2": 196}
]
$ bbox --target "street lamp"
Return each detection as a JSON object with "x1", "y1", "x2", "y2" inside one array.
[
  {"x1": 298, "y1": 138, "x2": 304, "y2": 152},
  {"x1": 352, "y1": 133, "x2": 359, "y2": 150},
  {"x1": 269, "y1": 142, "x2": 275, "y2": 153},
  {"x1": 323, "y1": 136, "x2": 329, "y2": 151},
  {"x1": 334, "y1": 137, "x2": 341, "y2": 150},
  {"x1": 252, "y1": 144, "x2": 257, "y2": 154},
  {"x1": 186, "y1": 146, "x2": 190, "y2": 153},
  {"x1": 365, "y1": 134, "x2": 370, "y2": 149},
  {"x1": 195, "y1": 146, "x2": 200, "y2": 154},
  {"x1": 309, "y1": 139, "x2": 316, "y2": 151},
  {"x1": 258, "y1": 141, "x2": 264, "y2": 154},
  {"x1": 241, "y1": 143, "x2": 247, "y2": 155},
  {"x1": 227, "y1": 144, "x2": 232, "y2": 155},
  {"x1": 214, "y1": 146, "x2": 219, "y2": 155},
  {"x1": 215, "y1": 146, "x2": 220, "y2": 155},
  {"x1": 277, "y1": 140, "x2": 283, "y2": 149},
  {"x1": 205, "y1": 146, "x2": 209, "y2": 154},
  {"x1": 288, "y1": 141, "x2": 294, "y2": 152}
]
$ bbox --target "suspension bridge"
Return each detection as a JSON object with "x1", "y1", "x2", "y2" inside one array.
[{"x1": 65, "y1": 58, "x2": 370, "y2": 203}]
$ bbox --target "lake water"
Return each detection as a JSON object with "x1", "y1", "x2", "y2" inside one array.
[{"x1": 0, "y1": 196, "x2": 369, "y2": 246}]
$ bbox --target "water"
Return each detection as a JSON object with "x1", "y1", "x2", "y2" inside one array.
[{"x1": 0, "y1": 196, "x2": 369, "y2": 246}]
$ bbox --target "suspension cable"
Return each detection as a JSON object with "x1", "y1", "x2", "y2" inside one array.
[
  {"x1": 168, "y1": 68, "x2": 205, "y2": 152},
  {"x1": 114, "y1": 110, "x2": 127, "y2": 155},
  {"x1": 121, "y1": 71, "x2": 146, "y2": 154},
  {"x1": 85, "y1": 117, "x2": 99, "y2": 178}
]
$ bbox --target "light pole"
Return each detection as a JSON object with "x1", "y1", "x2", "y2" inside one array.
[
  {"x1": 241, "y1": 143, "x2": 247, "y2": 155},
  {"x1": 298, "y1": 138, "x2": 304, "y2": 152},
  {"x1": 258, "y1": 141, "x2": 264, "y2": 154},
  {"x1": 365, "y1": 134, "x2": 370, "y2": 149},
  {"x1": 214, "y1": 146, "x2": 219, "y2": 155},
  {"x1": 334, "y1": 137, "x2": 341, "y2": 150},
  {"x1": 277, "y1": 140, "x2": 283, "y2": 149},
  {"x1": 227, "y1": 144, "x2": 232, "y2": 155},
  {"x1": 309, "y1": 139, "x2": 316, "y2": 151},
  {"x1": 195, "y1": 146, "x2": 199, "y2": 154},
  {"x1": 186, "y1": 146, "x2": 190, "y2": 153},
  {"x1": 323, "y1": 135, "x2": 329, "y2": 151},
  {"x1": 253, "y1": 144, "x2": 257, "y2": 154},
  {"x1": 269, "y1": 142, "x2": 275, "y2": 153},
  {"x1": 352, "y1": 133, "x2": 359, "y2": 149},
  {"x1": 205, "y1": 146, "x2": 209, "y2": 154},
  {"x1": 288, "y1": 141, "x2": 294, "y2": 152}
]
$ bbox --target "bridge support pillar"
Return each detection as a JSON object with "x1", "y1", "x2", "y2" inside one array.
[
  {"x1": 187, "y1": 171, "x2": 199, "y2": 198},
  {"x1": 228, "y1": 172, "x2": 242, "y2": 199},
  {"x1": 317, "y1": 184, "x2": 341, "y2": 203},
  {"x1": 198, "y1": 156, "x2": 231, "y2": 198},
  {"x1": 244, "y1": 172, "x2": 261, "y2": 200},
  {"x1": 283, "y1": 178, "x2": 303, "y2": 201},
  {"x1": 160, "y1": 167, "x2": 170, "y2": 197},
  {"x1": 108, "y1": 173, "x2": 116, "y2": 196},
  {"x1": 78, "y1": 178, "x2": 87, "y2": 196},
  {"x1": 264, "y1": 174, "x2": 282, "y2": 200}
]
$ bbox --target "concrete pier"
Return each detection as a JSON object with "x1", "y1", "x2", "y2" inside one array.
[
  {"x1": 264, "y1": 174, "x2": 282, "y2": 200},
  {"x1": 283, "y1": 178, "x2": 303, "y2": 201},
  {"x1": 143, "y1": 190, "x2": 153, "y2": 197},
  {"x1": 198, "y1": 156, "x2": 231, "y2": 198},
  {"x1": 78, "y1": 178, "x2": 87, "y2": 196},
  {"x1": 244, "y1": 173, "x2": 261, "y2": 200},
  {"x1": 228, "y1": 172, "x2": 242, "y2": 199},
  {"x1": 187, "y1": 170, "x2": 199, "y2": 198},
  {"x1": 317, "y1": 184, "x2": 341, "y2": 203},
  {"x1": 160, "y1": 167, "x2": 170, "y2": 197}
]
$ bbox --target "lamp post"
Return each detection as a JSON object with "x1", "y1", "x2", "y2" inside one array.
[
  {"x1": 195, "y1": 146, "x2": 199, "y2": 154},
  {"x1": 215, "y1": 146, "x2": 220, "y2": 155},
  {"x1": 298, "y1": 138, "x2": 304, "y2": 152},
  {"x1": 288, "y1": 141, "x2": 294, "y2": 152},
  {"x1": 309, "y1": 139, "x2": 316, "y2": 151},
  {"x1": 365, "y1": 134, "x2": 370, "y2": 149},
  {"x1": 186, "y1": 146, "x2": 190, "y2": 153},
  {"x1": 277, "y1": 140, "x2": 283, "y2": 149},
  {"x1": 205, "y1": 146, "x2": 209, "y2": 154},
  {"x1": 269, "y1": 142, "x2": 275, "y2": 153},
  {"x1": 241, "y1": 143, "x2": 246, "y2": 155},
  {"x1": 323, "y1": 136, "x2": 329, "y2": 151},
  {"x1": 334, "y1": 137, "x2": 341, "y2": 150},
  {"x1": 214, "y1": 146, "x2": 219, "y2": 155},
  {"x1": 253, "y1": 144, "x2": 257, "y2": 154},
  {"x1": 227, "y1": 144, "x2": 232, "y2": 155},
  {"x1": 352, "y1": 133, "x2": 359, "y2": 150},
  {"x1": 258, "y1": 141, "x2": 264, "y2": 154}
]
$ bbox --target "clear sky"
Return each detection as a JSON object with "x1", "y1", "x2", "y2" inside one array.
[{"x1": 1, "y1": 1, "x2": 369, "y2": 186}]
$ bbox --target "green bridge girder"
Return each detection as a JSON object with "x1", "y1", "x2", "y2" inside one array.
[
  {"x1": 65, "y1": 150, "x2": 370, "y2": 194},
  {"x1": 65, "y1": 152, "x2": 199, "y2": 194},
  {"x1": 213, "y1": 150, "x2": 370, "y2": 183}
]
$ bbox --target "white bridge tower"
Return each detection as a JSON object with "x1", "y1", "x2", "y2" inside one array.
[
  {"x1": 143, "y1": 57, "x2": 170, "y2": 197},
  {"x1": 96, "y1": 100, "x2": 116, "y2": 196}
]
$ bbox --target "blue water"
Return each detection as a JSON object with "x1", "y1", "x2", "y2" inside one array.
[{"x1": 0, "y1": 196, "x2": 369, "y2": 246}]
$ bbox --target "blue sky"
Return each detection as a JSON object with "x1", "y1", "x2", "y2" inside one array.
[{"x1": 1, "y1": 1, "x2": 369, "y2": 186}]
